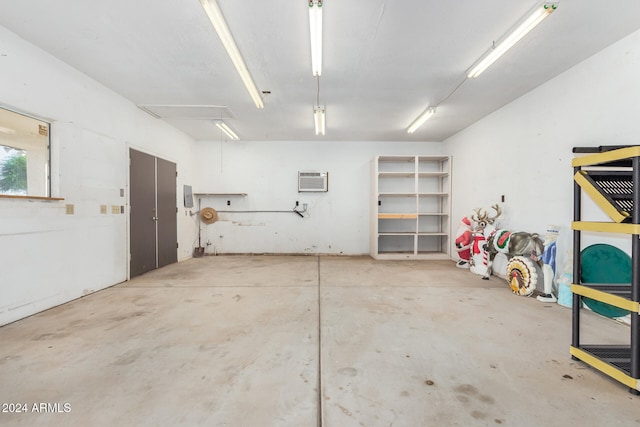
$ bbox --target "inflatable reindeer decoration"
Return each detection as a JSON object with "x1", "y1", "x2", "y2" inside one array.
[{"x1": 469, "y1": 204, "x2": 502, "y2": 276}]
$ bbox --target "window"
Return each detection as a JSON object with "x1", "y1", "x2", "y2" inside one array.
[{"x1": 0, "y1": 107, "x2": 50, "y2": 197}]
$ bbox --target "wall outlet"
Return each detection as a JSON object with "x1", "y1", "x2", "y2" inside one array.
[
  {"x1": 65, "y1": 204, "x2": 74, "y2": 215},
  {"x1": 100, "y1": 205, "x2": 107, "y2": 214}
]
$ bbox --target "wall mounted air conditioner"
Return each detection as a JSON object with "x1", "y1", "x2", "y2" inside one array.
[{"x1": 298, "y1": 171, "x2": 328, "y2": 192}]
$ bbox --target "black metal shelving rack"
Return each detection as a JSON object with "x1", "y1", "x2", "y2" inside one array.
[{"x1": 571, "y1": 145, "x2": 640, "y2": 394}]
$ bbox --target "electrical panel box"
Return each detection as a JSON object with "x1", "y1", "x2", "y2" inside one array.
[{"x1": 298, "y1": 171, "x2": 328, "y2": 192}]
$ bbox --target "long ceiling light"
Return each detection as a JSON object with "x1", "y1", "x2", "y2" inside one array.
[
  {"x1": 467, "y1": 2, "x2": 558, "y2": 79},
  {"x1": 314, "y1": 106, "x2": 326, "y2": 135},
  {"x1": 213, "y1": 120, "x2": 239, "y2": 140},
  {"x1": 200, "y1": 0, "x2": 264, "y2": 108},
  {"x1": 309, "y1": 0, "x2": 323, "y2": 76},
  {"x1": 407, "y1": 107, "x2": 436, "y2": 134}
]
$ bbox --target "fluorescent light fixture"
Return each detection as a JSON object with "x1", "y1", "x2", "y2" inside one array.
[
  {"x1": 213, "y1": 120, "x2": 239, "y2": 140},
  {"x1": 309, "y1": 0, "x2": 323, "y2": 76},
  {"x1": 313, "y1": 106, "x2": 326, "y2": 135},
  {"x1": 467, "y1": 2, "x2": 557, "y2": 79},
  {"x1": 200, "y1": 0, "x2": 264, "y2": 108},
  {"x1": 407, "y1": 106, "x2": 436, "y2": 134}
]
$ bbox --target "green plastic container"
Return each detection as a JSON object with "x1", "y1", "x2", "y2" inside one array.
[{"x1": 580, "y1": 244, "x2": 631, "y2": 318}]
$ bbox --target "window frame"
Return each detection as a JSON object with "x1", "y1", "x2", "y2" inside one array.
[{"x1": 0, "y1": 105, "x2": 55, "y2": 200}]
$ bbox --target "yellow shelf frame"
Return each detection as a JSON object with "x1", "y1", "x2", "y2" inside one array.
[
  {"x1": 574, "y1": 170, "x2": 630, "y2": 223},
  {"x1": 572, "y1": 146, "x2": 640, "y2": 167},
  {"x1": 570, "y1": 346, "x2": 640, "y2": 391},
  {"x1": 571, "y1": 221, "x2": 640, "y2": 234},
  {"x1": 571, "y1": 284, "x2": 639, "y2": 313},
  {"x1": 571, "y1": 145, "x2": 640, "y2": 393}
]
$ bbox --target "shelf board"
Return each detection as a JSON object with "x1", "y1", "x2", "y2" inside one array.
[
  {"x1": 378, "y1": 213, "x2": 418, "y2": 219},
  {"x1": 379, "y1": 172, "x2": 415, "y2": 177},
  {"x1": 571, "y1": 284, "x2": 638, "y2": 313},
  {"x1": 0, "y1": 195, "x2": 65, "y2": 201},
  {"x1": 379, "y1": 232, "x2": 416, "y2": 236},
  {"x1": 379, "y1": 156, "x2": 415, "y2": 162},
  {"x1": 418, "y1": 212, "x2": 448, "y2": 216},
  {"x1": 418, "y1": 192, "x2": 448, "y2": 196},
  {"x1": 374, "y1": 253, "x2": 450, "y2": 260},
  {"x1": 418, "y1": 172, "x2": 449, "y2": 177},
  {"x1": 417, "y1": 232, "x2": 448, "y2": 236},
  {"x1": 194, "y1": 192, "x2": 247, "y2": 196},
  {"x1": 374, "y1": 253, "x2": 416, "y2": 260},
  {"x1": 418, "y1": 155, "x2": 449, "y2": 161},
  {"x1": 379, "y1": 192, "x2": 417, "y2": 197},
  {"x1": 570, "y1": 345, "x2": 639, "y2": 391},
  {"x1": 415, "y1": 251, "x2": 450, "y2": 258}
]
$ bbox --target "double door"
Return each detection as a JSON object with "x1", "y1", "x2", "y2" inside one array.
[{"x1": 129, "y1": 148, "x2": 177, "y2": 277}]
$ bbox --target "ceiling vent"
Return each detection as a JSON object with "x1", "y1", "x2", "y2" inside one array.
[
  {"x1": 137, "y1": 105, "x2": 235, "y2": 120},
  {"x1": 298, "y1": 171, "x2": 328, "y2": 192}
]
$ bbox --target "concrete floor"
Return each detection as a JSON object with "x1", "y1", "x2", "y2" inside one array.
[{"x1": 1, "y1": 255, "x2": 639, "y2": 426}]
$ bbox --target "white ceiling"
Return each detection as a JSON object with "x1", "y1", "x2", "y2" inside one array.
[{"x1": 1, "y1": 0, "x2": 639, "y2": 142}]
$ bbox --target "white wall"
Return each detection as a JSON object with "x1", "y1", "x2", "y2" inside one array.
[
  {"x1": 6, "y1": 21, "x2": 638, "y2": 325},
  {"x1": 0, "y1": 26, "x2": 198, "y2": 326},
  {"x1": 444, "y1": 28, "x2": 640, "y2": 278},
  {"x1": 194, "y1": 140, "x2": 442, "y2": 255}
]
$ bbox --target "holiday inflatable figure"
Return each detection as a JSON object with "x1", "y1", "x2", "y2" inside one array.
[
  {"x1": 470, "y1": 231, "x2": 489, "y2": 276},
  {"x1": 536, "y1": 225, "x2": 559, "y2": 302},
  {"x1": 455, "y1": 217, "x2": 473, "y2": 268}
]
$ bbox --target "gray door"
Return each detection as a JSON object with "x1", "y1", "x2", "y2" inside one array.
[
  {"x1": 129, "y1": 149, "x2": 177, "y2": 277},
  {"x1": 157, "y1": 157, "x2": 177, "y2": 268}
]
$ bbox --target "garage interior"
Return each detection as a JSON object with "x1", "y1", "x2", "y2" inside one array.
[
  {"x1": 3, "y1": 256, "x2": 639, "y2": 426},
  {"x1": 2, "y1": 1, "x2": 640, "y2": 426}
]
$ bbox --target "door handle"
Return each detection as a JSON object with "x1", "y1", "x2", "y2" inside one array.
[{"x1": 152, "y1": 216, "x2": 159, "y2": 221}]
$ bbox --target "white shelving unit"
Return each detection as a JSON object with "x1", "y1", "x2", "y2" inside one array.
[{"x1": 371, "y1": 155, "x2": 451, "y2": 260}]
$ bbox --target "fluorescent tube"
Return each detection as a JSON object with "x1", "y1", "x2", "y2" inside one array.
[
  {"x1": 309, "y1": 1, "x2": 323, "y2": 76},
  {"x1": 200, "y1": 0, "x2": 264, "y2": 108},
  {"x1": 467, "y1": 3, "x2": 557, "y2": 79},
  {"x1": 214, "y1": 121, "x2": 239, "y2": 140},
  {"x1": 314, "y1": 106, "x2": 325, "y2": 135},
  {"x1": 407, "y1": 107, "x2": 436, "y2": 134}
]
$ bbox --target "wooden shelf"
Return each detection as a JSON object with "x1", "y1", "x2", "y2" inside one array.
[
  {"x1": 194, "y1": 193, "x2": 247, "y2": 196},
  {"x1": 378, "y1": 172, "x2": 415, "y2": 177},
  {"x1": 418, "y1": 172, "x2": 449, "y2": 177},
  {"x1": 371, "y1": 155, "x2": 451, "y2": 260},
  {"x1": 0, "y1": 194, "x2": 64, "y2": 201},
  {"x1": 378, "y1": 213, "x2": 418, "y2": 219}
]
